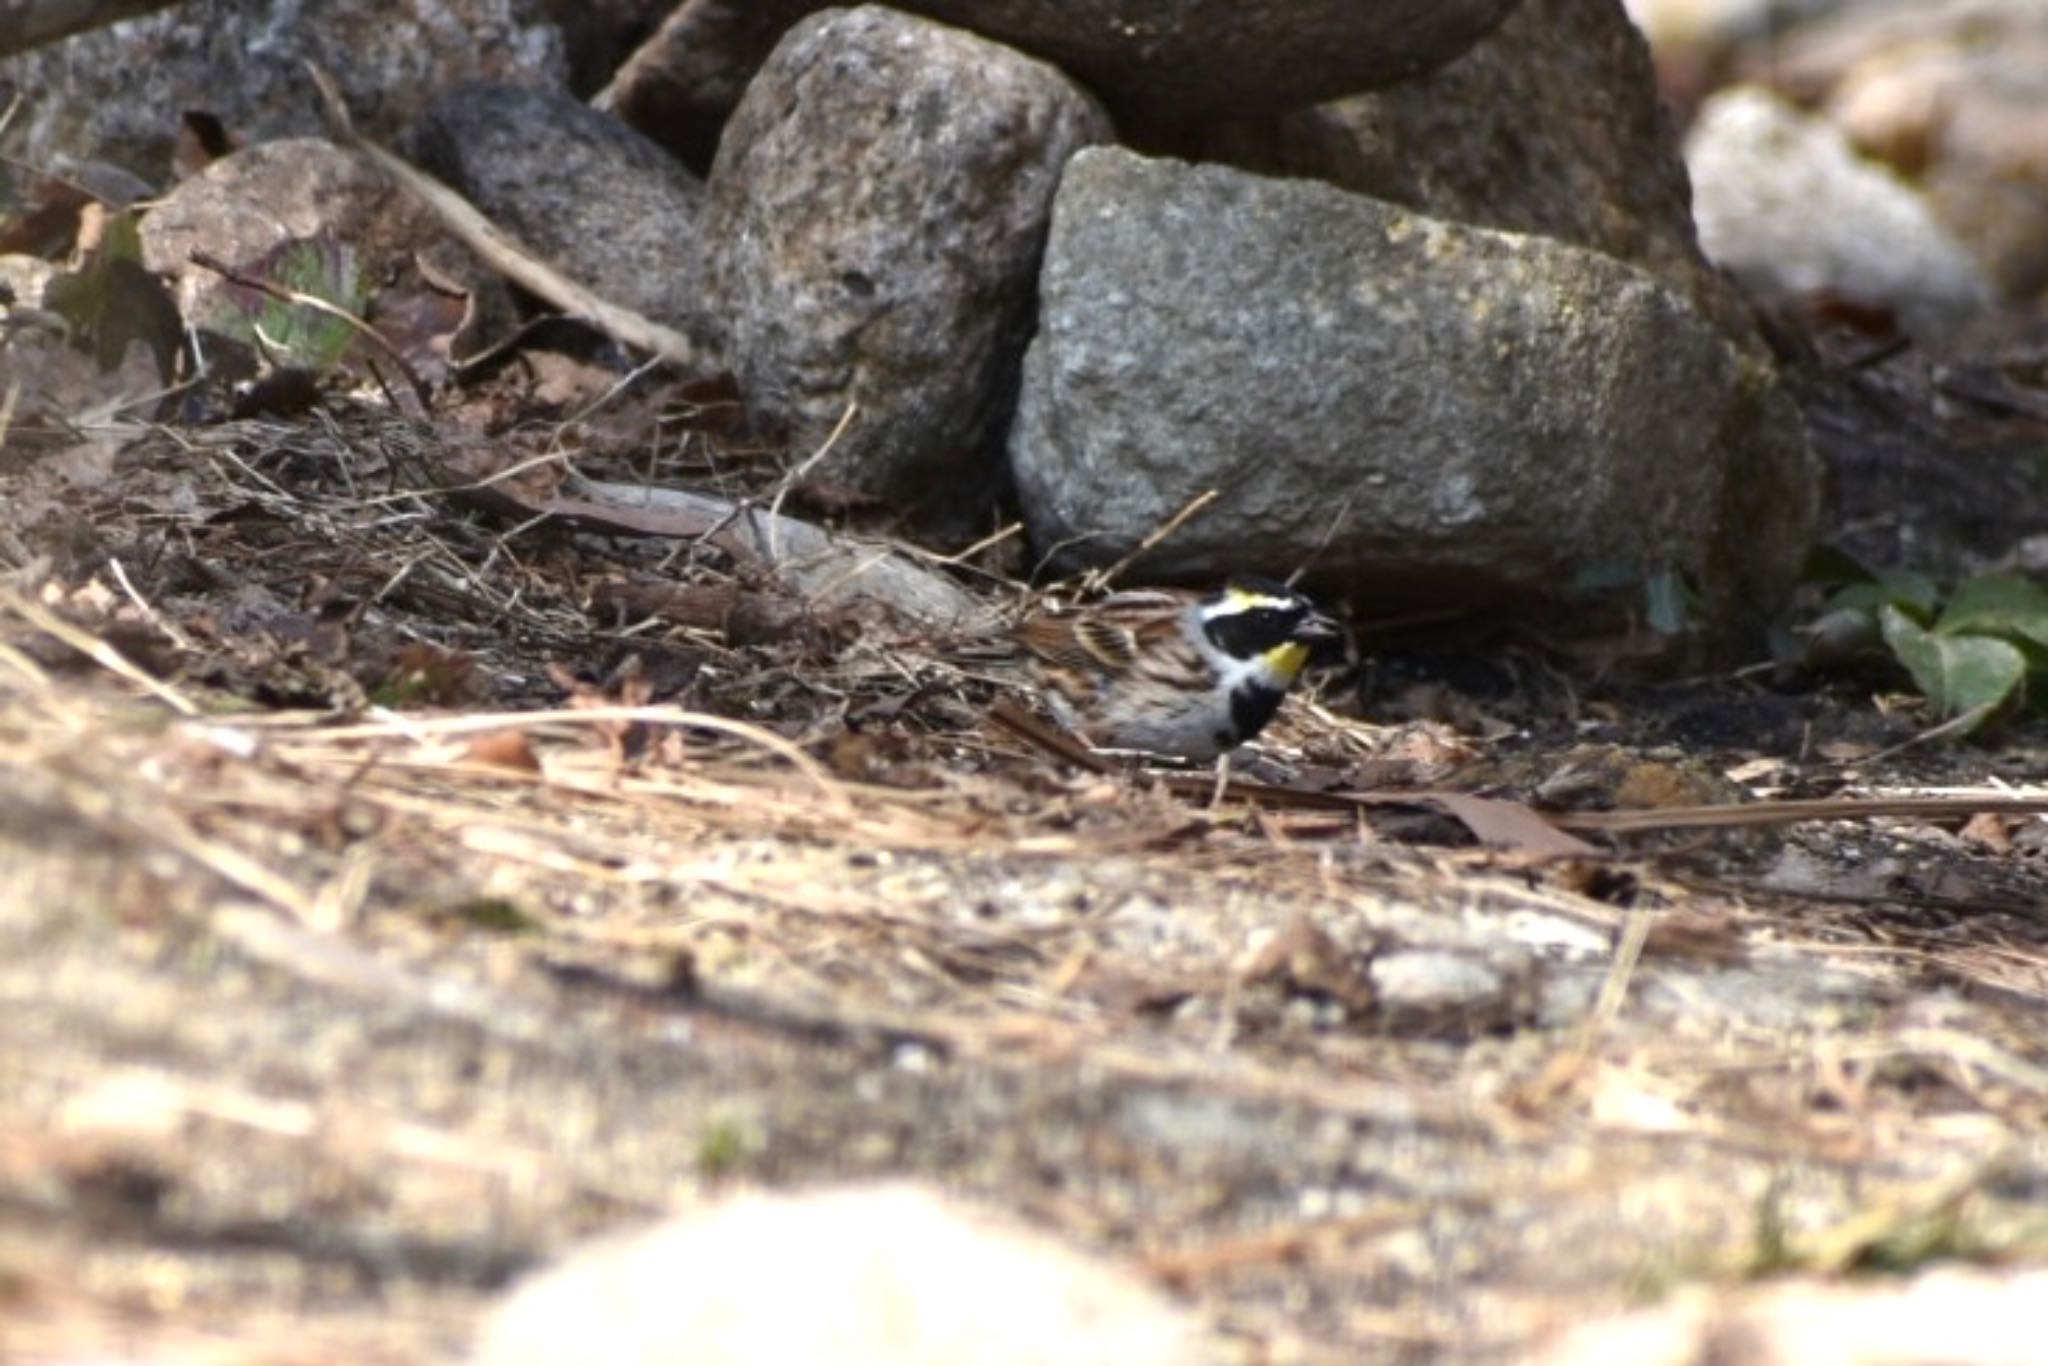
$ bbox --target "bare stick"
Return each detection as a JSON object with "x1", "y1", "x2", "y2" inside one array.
[
  {"x1": 303, "y1": 62, "x2": 703, "y2": 369},
  {"x1": 922, "y1": 521, "x2": 1024, "y2": 567},
  {"x1": 1287, "y1": 490, "x2": 1356, "y2": 589},
  {"x1": 985, "y1": 697, "x2": 1113, "y2": 773},
  {"x1": 108, "y1": 556, "x2": 195, "y2": 652},
  {"x1": 186, "y1": 248, "x2": 431, "y2": 415},
  {"x1": 1555, "y1": 792, "x2": 2048, "y2": 833},
  {"x1": 0, "y1": 584, "x2": 200, "y2": 716},
  {"x1": 765, "y1": 402, "x2": 859, "y2": 564},
  {"x1": 1078, "y1": 488, "x2": 1219, "y2": 596}
]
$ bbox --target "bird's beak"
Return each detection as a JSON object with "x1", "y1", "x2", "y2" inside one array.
[{"x1": 1296, "y1": 611, "x2": 1342, "y2": 644}]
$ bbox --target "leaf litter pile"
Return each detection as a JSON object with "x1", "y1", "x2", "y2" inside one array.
[{"x1": 9, "y1": 178, "x2": 2048, "y2": 1366}]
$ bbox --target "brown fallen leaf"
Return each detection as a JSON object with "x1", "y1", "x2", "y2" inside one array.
[
  {"x1": 1959, "y1": 810, "x2": 2013, "y2": 856},
  {"x1": 1239, "y1": 915, "x2": 1377, "y2": 1015},
  {"x1": 463, "y1": 729, "x2": 541, "y2": 772}
]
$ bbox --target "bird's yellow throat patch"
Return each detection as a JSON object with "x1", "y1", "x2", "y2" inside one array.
[{"x1": 1263, "y1": 641, "x2": 1309, "y2": 680}]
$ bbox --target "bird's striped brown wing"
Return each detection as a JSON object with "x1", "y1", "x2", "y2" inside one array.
[
  {"x1": 1012, "y1": 590, "x2": 1200, "y2": 674},
  {"x1": 1013, "y1": 611, "x2": 1140, "y2": 675},
  {"x1": 1014, "y1": 591, "x2": 1218, "y2": 687}
]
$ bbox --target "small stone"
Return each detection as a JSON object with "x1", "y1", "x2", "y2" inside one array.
[
  {"x1": 1371, "y1": 949, "x2": 1532, "y2": 1036},
  {"x1": 1685, "y1": 85, "x2": 1993, "y2": 341},
  {"x1": 472, "y1": 1183, "x2": 1213, "y2": 1366}
]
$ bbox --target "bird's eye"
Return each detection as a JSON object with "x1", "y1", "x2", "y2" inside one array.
[
  {"x1": 1260, "y1": 607, "x2": 1295, "y2": 632},
  {"x1": 1206, "y1": 600, "x2": 1310, "y2": 658}
]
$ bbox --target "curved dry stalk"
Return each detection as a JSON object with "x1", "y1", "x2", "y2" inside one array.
[
  {"x1": 247, "y1": 705, "x2": 858, "y2": 816},
  {"x1": 303, "y1": 62, "x2": 702, "y2": 369}
]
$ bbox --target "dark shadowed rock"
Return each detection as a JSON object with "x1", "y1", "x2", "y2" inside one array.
[
  {"x1": 0, "y1": 0, "x2": 567, "y2": 185},
  {"x1": 601, "y1": 0, "x2": 1521, "y2": 165},
  {"x1": 913, "y1": 0, "x2": 1526, "y2": 119},
  {"x1": 697, "y1": 6, "x2": 1110, "y2": 525},
  {"x1": 597, "y1": 0, "x2": 814, "y2": 175},
  {"x1": 1195, "y1": 0, "x2": 1751, "y2": 349},
  {"x1": 409, "y1": 84, "x2": 705, "y2": 330},
  {"x1": 1010, "y1": 148, "x2": 1816, "y2": 629}
]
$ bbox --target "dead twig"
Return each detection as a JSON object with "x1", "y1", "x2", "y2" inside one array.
[
  {"x1": 1078, "y1": 488, "x2": 1219, "y2": 596},
  {"x1": 289, "y1": 704, "x2": 859, "y2": 816},
  {"x1": 765, "y1": 402, "x2": 859, "y2": 565},
  {"x1": 1554, "y1": 792, "x2": 2048, "y2": 833},
  {"x1": 107, "y1": 556, "x2": 195, "y2": 652},
  {"x1": 984, "y1": 697, "x2": 1114, "y2": 773},
  {"x1": 0, "y1": 583, "x2": 200, "y2": 716},
  {"x1": 186, "y1": 247, "x2": 431, "y2": 417},
  {"x1": 303, "y1": 62, "x2": 702, "y2": 369},
  {"x1": 1515, "y1": 907, "x2": 1653, "y2": 1108}
]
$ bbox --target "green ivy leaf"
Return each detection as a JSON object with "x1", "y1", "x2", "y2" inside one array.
[
  {"x1": 204, "y1": 230, "x2": 363, "y2": 374},
  {"x1": 1643, "y1": 569, "x2": 1690, "y2": 635},
  {"x1": 1935, "y1": 573, "x2": 2048, "y2": 650},
  {"x1": 1879, "y1": 603, "x2": 2027, "y2": 728},
  {"x1": 1828, "y1": 569, "x2": 1939, "y2": 622},
  {"x1": 1801, "y1": 543, "x2": 1877, "y2": 588},
  {"x1": 42, "y1": 209, "x2": 182, "y2": 378}
]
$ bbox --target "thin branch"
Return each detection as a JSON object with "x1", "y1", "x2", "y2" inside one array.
[
  {"x1": 1079, "y1": 488, "x2": 1220, "y2": 595},
  {"x1": 0, "y1": 583, "x2": 200, "y2": 716},
  {"x1": 186, "y1": 248, "x2": 431, "y2": 416},
  {"x1": 765, "y1": 401, "x2": 859, "y2": 564},
  {"x1": 302, "y1": 62, "x2": 703, "y2": 369},
  {"x1": 1555, "y1": 793, "x2": 2048, "y2": 833}
]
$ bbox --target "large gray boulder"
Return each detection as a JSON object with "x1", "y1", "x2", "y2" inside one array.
[
  {"x1": 910, "y1": 0, "x2": 1525, "y2": 119},
  {"x1": 1010, "y1": 148, "x2": 1816, "y2": 628},
  {"x1": 697, "y1": 7, "x2": 1110, "y2": 525}
]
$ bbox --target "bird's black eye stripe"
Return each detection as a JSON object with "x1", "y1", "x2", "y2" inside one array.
[{"x1": 1205, "y1": 605, "x2": 1303, "y2": 659}]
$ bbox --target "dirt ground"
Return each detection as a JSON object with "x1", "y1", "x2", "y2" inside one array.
[{"x1": 5, "y1": 385, "x2": 2048, "y2": 1364}]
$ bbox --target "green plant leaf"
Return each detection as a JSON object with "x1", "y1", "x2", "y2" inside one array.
[
  {"x1": 1797, "y1": 605, "x2": 1885, "y2": 668},
  {"x1": 1883, "y1": 570, "x2": 1942, "y2": 616},
  {"x1": 1824, "y1": 584, "x2": 1891, "y2": 616},
  {"x1": 1825, "y1": 569, "x2": 1940, "y2": 622},
  {"x1": 1935, "y1": 573, "x2": 2048, "y2": 649},
  {"x1": 1879, "y1": 604, "x2": 2027, "y2": 727},
  {"x1": 1643, "y1": 569, "x2": 1689, "y2": 635},
  {"x1": 42, "y1": 209, "x2": 183, "y2": 378},
  {"x1": 1801, "y1": 543, "x2": 1876, "y2": 588},
  {"x1": 203, "y1": 230, "x2": 363, "y2": 374}
]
